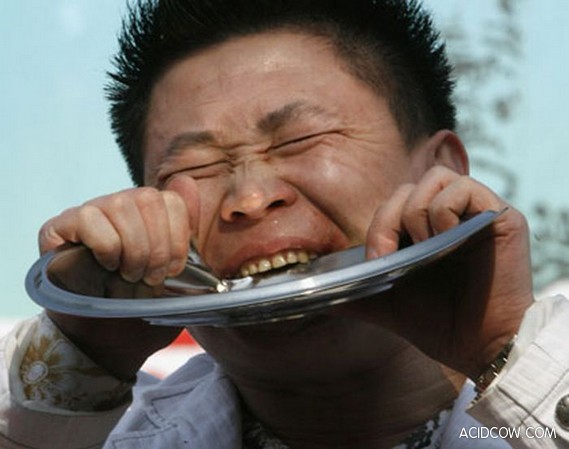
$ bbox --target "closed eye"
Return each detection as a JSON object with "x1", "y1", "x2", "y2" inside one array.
[
  {"x1": 185, "y1": 160, "x2": 232, "y2": 179},
  {"x1": 159, "y1": 160, "x2": 230, "y2": 185},
  {"x1": 272, "y1": 132, "x2": 329, "y2": 152}
]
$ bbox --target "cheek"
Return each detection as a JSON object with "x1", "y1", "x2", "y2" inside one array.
[
  {"x1": 278, "y1": 148, "x2": 415, "y2": 239},
  {"x1": 277, "y1": 151, "x2": 382, "y2": 238},
  {"x1": 191, "y1": 179, "x2": 228, "y2": 250}
]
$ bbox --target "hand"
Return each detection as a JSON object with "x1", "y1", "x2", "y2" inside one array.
[
  {"x1": 38, "y1": 175, "x2": 199, "y2": 379},
  {"x1": 344, "y1": 166, "x2": 534, "y2": 380}
]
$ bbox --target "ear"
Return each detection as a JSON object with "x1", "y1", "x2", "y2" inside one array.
[{"x1": 410, "y1": 130, "x2": 469, "y2": 180}]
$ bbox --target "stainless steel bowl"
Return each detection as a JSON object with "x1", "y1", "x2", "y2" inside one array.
[{"x1": 26, "y1": 210, "x2": 501, "y2": 327}]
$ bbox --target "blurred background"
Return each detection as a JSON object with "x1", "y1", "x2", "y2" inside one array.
[{"x1": 2, "y1": 0, "x2": 569, "y2": 374}]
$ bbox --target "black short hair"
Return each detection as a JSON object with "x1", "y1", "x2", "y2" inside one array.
[{"x1": 107, "y1": 0, "x2": 456, "y2": 186}]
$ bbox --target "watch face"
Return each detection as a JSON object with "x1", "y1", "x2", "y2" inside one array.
[{"x1": 26, "y1": 210, "x2": 501, "y2": 327}]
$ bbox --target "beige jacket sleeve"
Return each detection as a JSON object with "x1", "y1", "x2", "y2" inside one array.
[
  {"x1": 469, "y1": 295, "x2": 569, "y2": 448},
  {"x1": 0, "y1": 314, "x2": 131, "y2": 449}
]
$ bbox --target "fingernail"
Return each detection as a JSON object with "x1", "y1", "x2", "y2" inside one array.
[
  {"x1": 121, "y1": 270, "x2": 144, "y2": 284},
  {"x1": 366, "y1": 247, "x2": 379, "y2": 260},
  {"x1": 145, "y1": 267, "x2": 167, "y2": 286},
  {"x1": 168, "y1": 259, "x2": 186, "y2": 276}
]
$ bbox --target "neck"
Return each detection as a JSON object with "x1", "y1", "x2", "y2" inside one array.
[{"x1": 231, "y1": 341, "x2": 464, "y2": 449}]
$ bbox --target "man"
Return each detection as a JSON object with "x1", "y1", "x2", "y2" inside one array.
[{"x1": 2, "y1": 0, "x2": 568, "y2": 448}]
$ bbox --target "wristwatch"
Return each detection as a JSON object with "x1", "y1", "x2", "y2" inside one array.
[{"x1": 474, "y1": 336, "x2": 517, "y2": 398}]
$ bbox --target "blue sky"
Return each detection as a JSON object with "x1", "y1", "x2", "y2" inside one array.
[{"x1": 2, "y1": 0, "x2": 569, "y2": 317}]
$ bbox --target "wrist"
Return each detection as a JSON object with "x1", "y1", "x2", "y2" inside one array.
[
  {"x1": 472, "y1": 335, "x2": 516, "y2": 397},
  {"x1": 46, "y1": 311, "x2": 174, "y2": 380},
  {"x1": 468, "y1": 299, "x2": 531, "y2": 382}
]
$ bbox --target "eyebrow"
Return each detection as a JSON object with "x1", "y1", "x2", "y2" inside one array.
[
  {"x1": 164, "y1": 101, "x2": 332, "y2": 156},
  {"x1": 164, "y1": 130, "x2": 217, "y2": 157},
  {"x1": 256, "y1": 101, "x2": 330, "y2": 134}
]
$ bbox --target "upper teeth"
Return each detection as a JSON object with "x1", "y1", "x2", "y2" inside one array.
[{"x1": 239, "y1": 249, "x2": 316, "y2": 277}]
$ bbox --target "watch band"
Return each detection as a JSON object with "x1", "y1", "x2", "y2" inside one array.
[{"x1": 474, "y1": 336, "x2": 517, "y2": 398}]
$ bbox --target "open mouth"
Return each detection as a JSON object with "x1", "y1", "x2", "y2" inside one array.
[{"x1": 238, "y1": 249, "x2": 317, "y2": 277}]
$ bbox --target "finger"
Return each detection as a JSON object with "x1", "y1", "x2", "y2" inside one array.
[
  {"x1": 164, "y1": 175, "x2": 200, "y2": 275},
  {"x1": 38, "y1": 207, "x2": 122, "y2": 272},
  {"x1": 162, "y1": 190, "x2": 191, "y2": 277},
  {"x1": 401, "y1": 166, "x2": 461, "y2": 243},
  {"x1": 134, "y1": 189, "x2": 172, "y2": 286},
  {"x1": 38, "y1": 208, "x2": 80, "y2": 254},
  {"x1": 164, "y1": 175, "x2": 200, "y2": 231},
  {"x1": 91, "y1": 192, "x2": 151, "y2": 283},
  {"x1": 428, "y1": 177, "x2": 504, "y2": 235},
  {"x1": 366, "y1": 183, "x2": 415, "y2": 258},
  {"x1": 75, "y1": 205, "x2": 122, "y2": 271}
]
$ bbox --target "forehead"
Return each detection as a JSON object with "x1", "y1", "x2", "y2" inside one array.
[
  {"x1": 155, "y1": 30, "x2": 342, "y2": 90},
  {"x1": 143, "y1": 30, "x2": 396, "y2": 178},
  {"x1": 146, "y1": 31, "x2": 369, "y2": 127}
]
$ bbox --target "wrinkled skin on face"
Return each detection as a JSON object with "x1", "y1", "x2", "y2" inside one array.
[
  {"x1": 143, "y1": 31, "x2": 441, "y2": 379},
  {"x1": 144, "y1": 32, "x2": 430, "y2": 277}
]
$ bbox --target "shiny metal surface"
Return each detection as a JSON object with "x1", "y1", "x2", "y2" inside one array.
[{"x1": 26, "y1": 210, "x2": 501, "y2": 327}]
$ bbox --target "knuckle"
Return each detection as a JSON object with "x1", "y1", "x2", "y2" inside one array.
[
  {"x1": 38, "y1": 208, "x2": 77, "y2": 249},
  {"x1": 429, "y1": 195, "x2": 448, "y2": 215},
  {"x1": 38, "y1": 221, "x2": 59, "y2": 248},
  {"x1": 401, "y1": 201, "x2": 423, "y2": 224},
  {"x1": 506, "y1": 206, "x2": 529, "y2": 231},
  {"x1": 76, "y1": 204, "x2": 99, "y2": 223},
  {"x1": 147, "y1": 247, "x2": 170, "y2": 270},
  {"x1": 400, "y1": 203, "x2": 413, "y2": 223},
  {"x1": 424, "y1": 165, "x2": 458, "y2": 184},
  {"x1": 127, "y1": 246, "x2": 151, "y2": 265},
  {"x1": 453, "y1": 174, "x2": 472, "y2": 188},
  {"x1": 96, "y1": 237, "x2": 122, "y2": 260},
  {"x1": 76, "y1": 205, "x2": 103, "y2": 235},
  {"x1": 428, "y1": 165, "x2": 451, "y2": 176},
  {"x1": 170, "y1": 238, "x2": 189, "y2": 260},
  {"x1": 77, "y1": 206, "x2": 122, "y2": 254},
  {"x1": 396, "y1": 182, "x2": 415, "y2": 196},
  {"x1": 38, "y1": 219, "x2": 55, "y2": 240},
  {"x1": 135, "y1": 187, "x2": 167, "y2": 214},
  {"x1": 136, "y1": 186, "x2": 160, "y2": 197},
  {"x1": 105, "y1": 193, "x2": 131, "y2": 213},
  {"x1": 429, "y1": 201, "x2": 452, "y2": 226},
  {"x1": 135, "y1": 187, "x2": 162, "y2": 203},
  {"x1": 162, "y1": 190, "x2": 187, "y2": 210},
  {"x1": 100, "y1": 188, "x2": 155, "y2": 212}
]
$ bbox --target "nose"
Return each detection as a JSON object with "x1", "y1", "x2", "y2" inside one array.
[{"x1": 220, "y1": 163, "x2": 297, "y2": 222}]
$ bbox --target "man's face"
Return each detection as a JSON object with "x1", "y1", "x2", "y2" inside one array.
[{"x1": 144, "y1": 31, "x2": 427, "y2": 278}]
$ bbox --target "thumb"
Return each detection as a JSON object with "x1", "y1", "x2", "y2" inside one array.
[{"x1": 164, "y1": 174, "x2": 201, "y2": 234}]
